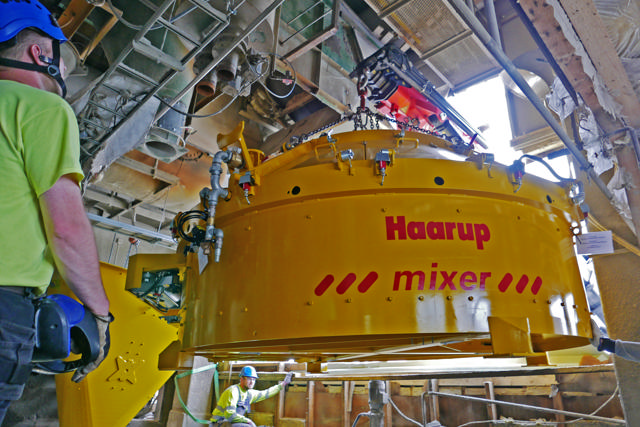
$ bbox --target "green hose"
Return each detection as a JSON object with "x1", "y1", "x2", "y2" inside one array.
[{"x1": 174, "y1": 363, "x2": 220, "y2": 424}]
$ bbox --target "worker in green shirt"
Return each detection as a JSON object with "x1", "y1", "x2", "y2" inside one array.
[{"x1": 211, "y1": 366, "x2": 292, "y2": 426}]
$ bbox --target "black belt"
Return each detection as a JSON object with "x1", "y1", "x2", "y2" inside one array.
[{"x1": 0, "y1": 286, "x2": 37, "y2": 298}]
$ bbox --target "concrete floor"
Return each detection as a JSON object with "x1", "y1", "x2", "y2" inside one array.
[
  {"x1": 2, "y1": 375, "x2": 58, "y2": 427},
  {"x1": 2, "y1": 374, "x2": 163, "y2": 427}
]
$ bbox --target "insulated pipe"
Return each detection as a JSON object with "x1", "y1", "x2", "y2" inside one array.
[
  {"x1": 447, "y1": 0, "x2": 615, "y2": 203},
  {"x1": 429, "y1": 391, "x2": 625, "y2": 424}
]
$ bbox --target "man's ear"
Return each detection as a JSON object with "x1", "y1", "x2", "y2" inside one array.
[{"x1": 27, "y1": 43, "x2": 46, "y2": 65}]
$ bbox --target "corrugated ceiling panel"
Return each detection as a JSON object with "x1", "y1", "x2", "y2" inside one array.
[
  {"x1": 368, "y1": 0, "x2": 466, "y2": 51},
  {"x1": 365, "y1": 0, "x2": 499, "y2": 88},
  {"x1": 389, "y1": 0, "x2": 467, "y2": 51}
]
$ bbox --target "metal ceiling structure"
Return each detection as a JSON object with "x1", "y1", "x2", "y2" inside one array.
[{"x1": 52, "y1": 0, "x2": 640, "y2": 243}]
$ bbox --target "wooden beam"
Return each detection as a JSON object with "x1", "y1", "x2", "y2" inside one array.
[
  {"x1": 307, "y1": 381, "x2": 315, "y2": 427},
  {"x1": 483, "y1": 381, "x2": 498, "y2": 420},
  {"x1": 428, "y1": 379, "x2": 440, "y2": 423},
  {"x1": 282, "y1": 92, "x2": 316, "y2": 115},
  {"x1": 343, "y1": 381, "x2": 354, "y2": 427},
  {"x1": 552, "y1": 389, "x2": 566, "y2": 423}
]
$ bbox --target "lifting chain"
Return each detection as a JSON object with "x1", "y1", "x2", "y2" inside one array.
[{"x1": 287, "y1": 107, "x2": 442, "y2": 151}]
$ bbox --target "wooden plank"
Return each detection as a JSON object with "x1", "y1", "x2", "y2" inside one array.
[
  {"x1": 277, "y1": 385, "x2": 286, "y2": 427},
  {"x1": 438, "y1": 375, "x2": 558, "y2": 387},
  {"x1": 385, "y1": 381, "x2": 393, "y2": 427},
  {"x1": 552, "y1": 385, "x2": 565, "y2": 424},
  {"x1": 439, "y1": 386, "x2": 553, "y2": 396}
]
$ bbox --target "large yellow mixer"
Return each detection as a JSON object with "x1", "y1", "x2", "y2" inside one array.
[{"x1": 131, "y1": 123, "x2": 591, "y2": 365}]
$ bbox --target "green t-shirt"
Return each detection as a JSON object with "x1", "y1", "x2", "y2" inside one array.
[{"x1": 0, "y1": 80, "x2": 84, "y2": 294}]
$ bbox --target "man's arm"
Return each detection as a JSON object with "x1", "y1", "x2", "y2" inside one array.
[
  {"x1": 39, "y1": 175, "x2": 109, "y2": 316},
  {"x1": 249, "y1": 383, "x2": 284, "y2": 404},
  {"x1": 606, "y1": 340, "x2": 640, "y2": 363}
]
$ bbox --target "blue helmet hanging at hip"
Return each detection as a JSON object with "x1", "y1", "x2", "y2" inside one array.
[{"x1": 32, "y1": 294, "x2": 107, "y2": 375}]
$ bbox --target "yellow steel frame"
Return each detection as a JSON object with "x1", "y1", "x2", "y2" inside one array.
[{"x1": 52, "y1": 263, "x2": 179, "y2": 427}]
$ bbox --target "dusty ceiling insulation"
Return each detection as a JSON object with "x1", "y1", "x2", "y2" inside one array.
[
  {"x1": 542, "y1": 0, "x2": 640, "y2": 228},
  {"x1": 595, "y1": 0, "x2": 640, "y2": 101}
]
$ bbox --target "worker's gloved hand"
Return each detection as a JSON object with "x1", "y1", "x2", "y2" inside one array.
[
  {"x1": 589, "y1": 316, "x2": 606, "y2": 350},
  {"x1": 282, "y1": 372, "x2": 293, "y2": 387},
  {"x1": 72, "y1": 312, "x2": 114, "y2": 383}
]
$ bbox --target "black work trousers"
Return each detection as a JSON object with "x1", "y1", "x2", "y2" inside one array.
[{"x1": 0, "y1": 289, "x2": 36, "y2": 425}]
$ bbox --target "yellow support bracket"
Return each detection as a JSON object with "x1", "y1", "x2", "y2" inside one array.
[
  {"x1": 488, "y1": 316, "x2": 534, "y2": 356},
  {"x1": 217, "y1": 121, "x2": 265, "y2": 186},
  {"x1": 394, "y1": 137, "x2": 419, "y2": 148}
]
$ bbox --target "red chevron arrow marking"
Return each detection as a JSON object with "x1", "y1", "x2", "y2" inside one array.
[
  {"x1": 530, "y1": 276, "x2": 543, "y2": 295},
  {"x1": 314, "y1": 274, "x2": 334, "y2": 296},
  {"x1": 515, "y1": 275, "x2": 530, "y2": 293},
  {"x1": 314, "y1": 272, "x2": 379, "y2": 296},
  {"x1": 336, "y1": 273, "x2": 357, "y2": 294},
  {"x1": 358, "y1": 272, "x2": 379, "y2": 293},
  {"x1": 498, "y1": 273, "x2": 543, "y2": 295},
  {"x1": 498, "y1": 273, "x2": 513, "y2": 293}
]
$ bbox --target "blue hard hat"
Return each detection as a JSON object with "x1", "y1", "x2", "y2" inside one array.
[
  {"x1": 0, "y1": 0, "x2": 67, "y2": 44},
  {"x1": 239, "y1": 366, "x2": 258, "y2": 379}
]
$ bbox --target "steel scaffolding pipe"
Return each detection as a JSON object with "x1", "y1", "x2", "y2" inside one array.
[{"x1": 429, "y1": 391, "x2": 625, "y2": 425}]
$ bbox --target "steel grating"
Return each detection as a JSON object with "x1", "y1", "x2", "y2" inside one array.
[
  {"x1": 428, "y1": 34, "x2": 501, "y2": 87},
  {"x1": 392, "y1": 0, "x2": 467, "y2": 51},
  {"x1": 364, "y1": 0, "x2": 499, "y2": 88}
]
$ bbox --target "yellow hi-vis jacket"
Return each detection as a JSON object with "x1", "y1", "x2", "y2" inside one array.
[{"x1": 211, "y1": 383, "x2": 283, "y2": 424}]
